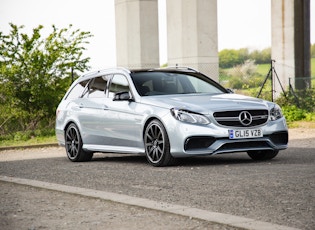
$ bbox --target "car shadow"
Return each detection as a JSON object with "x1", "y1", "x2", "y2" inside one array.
[
  {"x1": 90, "y1": 152, "x2": 267, "y2": 167},
  {"x1": 92, "y1": 153, "x2": 148, "y2": 164}
]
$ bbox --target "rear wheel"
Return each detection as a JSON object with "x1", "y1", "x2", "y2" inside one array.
[
  {"x1": 247, "y1": 150, "x2": 279, "y2": 161},
  {"x1": 144, "y1": 119, "x2": 175, "y2": 167},
  {"x1": 65, "y1": 123, "x2": 93, "y2": 162}
]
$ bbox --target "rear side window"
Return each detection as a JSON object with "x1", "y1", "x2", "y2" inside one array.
[
  {"x1": 88, "y1": 76, "x2": 108, "y2": 98},
  {"x1": 66, "y1": 79, "x2": 89, "y2": 100}
]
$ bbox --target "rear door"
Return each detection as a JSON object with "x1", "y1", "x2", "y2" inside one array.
[{"x1": 77, "y1": 75, "x2": 110, "y2": 145}]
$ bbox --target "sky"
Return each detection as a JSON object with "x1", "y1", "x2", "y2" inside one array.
[{"x1": 0, "y1": 0, "x2": 314, "y2": 71}]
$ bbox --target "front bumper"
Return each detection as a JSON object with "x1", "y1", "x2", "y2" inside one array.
[
  {"x1": 165, "y1": 116, "x2": 288, "y2": 157},
  {"x1": 184, "y1": 131, "x2": 288, "y2": 155}
]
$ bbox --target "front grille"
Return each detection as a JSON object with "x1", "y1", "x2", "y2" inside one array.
[{"x1": 213, "y1": 110, "x2": 268, "y2": 127}]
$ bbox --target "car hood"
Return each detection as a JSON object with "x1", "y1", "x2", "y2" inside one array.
[{"x1": 140, "y1": 93, "x2": 270, "y2": 114}]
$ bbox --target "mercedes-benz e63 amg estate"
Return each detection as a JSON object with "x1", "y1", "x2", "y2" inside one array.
[{"x1": 56, "y1": 67, "x2": 288, "y2": 166}]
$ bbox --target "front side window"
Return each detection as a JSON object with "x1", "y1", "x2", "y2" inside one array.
[{"x1": 108, "y1": 75, "x2": 130, "y2": 98}]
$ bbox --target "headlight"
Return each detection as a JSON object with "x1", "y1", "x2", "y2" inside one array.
[
  {"x1": 270, "y1": 104, "x2": 283, "y2": 121},
  {"x1": 171, "y1": 108, "x2": 210, "y2": 125}
]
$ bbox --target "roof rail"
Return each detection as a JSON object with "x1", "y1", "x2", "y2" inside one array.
[
  {"x1": 78, "y1": 67, "x2": 131, "y2": 79},
  {"x1": 158, "y1": 66, "x2": 199, "y2": 72}
]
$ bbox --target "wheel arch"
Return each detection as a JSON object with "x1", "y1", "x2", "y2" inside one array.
[
  {"x1": 64, "y1": 120, "x2": 82, "y2": 139},
  {"x1": 142, "y1": 116, "x2": 166, "y2": 139}
]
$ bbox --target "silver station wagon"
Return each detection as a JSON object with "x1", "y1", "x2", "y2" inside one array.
[{"x1": 55, "y1": 67, "x2": 288, "y2": 166}]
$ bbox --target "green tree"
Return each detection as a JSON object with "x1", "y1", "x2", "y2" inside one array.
[
  {"x1": 219, "y1": 48, "x2": 271, "y2": 68},
  {"x1": 0, "y1": 23, "x2": 92, "y2": 133},
  {"x1": 238, "y1": 48, "x2": 249, "y2": 63},
  {"x1": 219, "y1": 48, "x2": 250, "y2": 68},
  {"x1": 219, "y1": 49, "x2": 240, "y2": 68},
  {"x1": 249, "y1": 48, "x2": 271, "y2": 64},
  {"x1": 259, "y1": 47, "x2": 271, "y2": 63}
]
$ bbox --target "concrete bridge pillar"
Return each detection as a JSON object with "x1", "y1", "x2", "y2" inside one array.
[
  {"x1": 166, "y1": 0, "x2": 219, "y2": 81},
  {"x1": 271, "y1": 0, "x2": 310, "y2": 92},
  {"x1": 115, "y1": 0, "x2": 160, "y2": 68}
]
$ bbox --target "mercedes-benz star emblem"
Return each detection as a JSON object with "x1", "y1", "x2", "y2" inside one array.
[{"x1": 239, "y1": 111, "x2": 252, "y2": 126}]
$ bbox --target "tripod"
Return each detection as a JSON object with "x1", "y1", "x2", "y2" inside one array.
[{"x1": 257, "y1": 60, "x2": 286, "y2": 102}]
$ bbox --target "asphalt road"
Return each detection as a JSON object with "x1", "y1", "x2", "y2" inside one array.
[{"x1": 0, "y1": 133, "x2": 314, "y2": 230}]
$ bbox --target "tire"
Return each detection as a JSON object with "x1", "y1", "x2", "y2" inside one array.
[
  {"x1": 65, "y1": 123, "x2": 93, "y2": 162},
  {"x1": 247, "y1": 150, "x2": 279, "y2": 161},
  {"x1": 144, "y1": 119, "x2": 175, "y2": 167}
]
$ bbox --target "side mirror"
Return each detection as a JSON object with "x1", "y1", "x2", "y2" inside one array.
[{"x1": 113, "y1": 91, "x2": 133, "y2": 101}]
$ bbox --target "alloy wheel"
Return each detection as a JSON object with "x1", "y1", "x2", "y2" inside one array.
[
  {"x1": 144, "y1": 120, "x2": 174, "y2": 166},
  {"x1": 65, "y1": 124, "x2": 81, "y2": 160}
]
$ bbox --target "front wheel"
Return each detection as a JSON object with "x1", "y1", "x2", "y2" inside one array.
[
  {"x1": 247, "y1": 150, "x2": 279, "y2": 161},
  {"x1": 65, "y1": 123, "x2": 93, "y2": 162},
  {"x1": 144, "y1": 119, "x2": 175, "y2": 167}
]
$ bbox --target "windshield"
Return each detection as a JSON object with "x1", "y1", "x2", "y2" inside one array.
[{"x1": 131, "y1": 71, "x2": 226, "y2": 96}]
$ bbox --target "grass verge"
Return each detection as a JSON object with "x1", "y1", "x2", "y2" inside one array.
[
  {"x1": 0, "y1": 135, "x2": 57, "y2": 148},
  {"x1": 287, "y1": 121, "x2": 315, "y2": 129}
]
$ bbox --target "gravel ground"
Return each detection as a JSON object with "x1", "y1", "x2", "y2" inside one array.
[
  {"x1": 0, "y1": 181, "x2": 239, "y2": 230},
  {"x1": 0, "y1": 128, "x2": 313, "y2": 230}
]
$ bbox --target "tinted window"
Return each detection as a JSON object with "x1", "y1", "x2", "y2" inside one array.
[{"x1": 131, "y1": 71, "x2": 225, "y2": 96}]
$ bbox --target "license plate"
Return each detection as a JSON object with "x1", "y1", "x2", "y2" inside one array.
[{"x1": 229, "y1": 129, "x2": 263, "y2": 139}]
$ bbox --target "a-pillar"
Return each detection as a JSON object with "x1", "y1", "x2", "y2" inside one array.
[
  {"x1": 271, "y1": 0, "x2": 310, "y2": 93},
  {"x1": 115, "y1": 0, "x2": 160, "y2": 68},
  {"x1": 166, "y1": 0, "x2": 219, "y2": 81}
]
